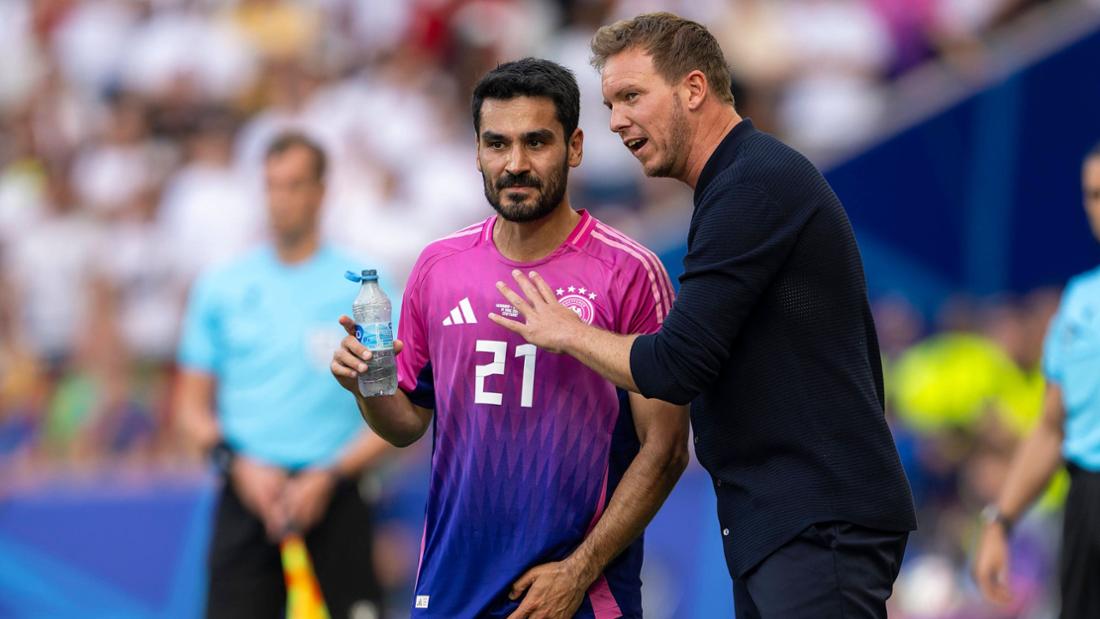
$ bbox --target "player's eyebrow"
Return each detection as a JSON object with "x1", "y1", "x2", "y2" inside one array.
[
  {"x1": 522, "y1": 129, "x2": 555, "y2": 142},
  {"x1": 481, "y1": 129, "x2": 556, "y2": 143}
]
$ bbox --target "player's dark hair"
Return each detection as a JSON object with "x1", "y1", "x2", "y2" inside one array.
[
  {"x1": 471, "y1": 58, "x2": 581, "y2": 139},
  {"x1": 265, "y1": 131, "x2": 327, "y2": 182}
]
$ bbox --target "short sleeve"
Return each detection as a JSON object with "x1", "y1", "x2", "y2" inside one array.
[
  {"x1": 615, "y1": 248, "x2": 676, "y2": 336},
  {"x1": 396, "y1": 267, "x2": 434, "y2": 409},
  {"x1": 178, "y1": 273, "x2": 221, "y2": 373},
  {"x1": 1042, "y1": 286, "x2": 1073, "y2": 384}
]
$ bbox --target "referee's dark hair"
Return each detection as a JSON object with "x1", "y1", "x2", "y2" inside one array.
[
  {"x1": 471, "y1": 58, "x2": 581, "y2": 139},
  {"x1": 265, "y1": 131, "x2": 327, "y2": 182}
]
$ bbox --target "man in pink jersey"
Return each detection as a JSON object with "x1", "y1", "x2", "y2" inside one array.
[{"x1": 330, "y1": 58, "x2": 689, "y2": 618}]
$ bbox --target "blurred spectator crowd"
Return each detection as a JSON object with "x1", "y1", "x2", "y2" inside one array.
[{"x1": 0, "y1": 0, "x2": 1086, "y2": 617}]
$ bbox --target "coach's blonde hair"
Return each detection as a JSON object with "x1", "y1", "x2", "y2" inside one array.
[{"x1": 590, "y1": 12, "x2": 735, "y2": 106}]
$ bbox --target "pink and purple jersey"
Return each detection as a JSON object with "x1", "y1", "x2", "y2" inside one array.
[{"x1": 396, "y1": 210, "x2": 675, "y2": 618}]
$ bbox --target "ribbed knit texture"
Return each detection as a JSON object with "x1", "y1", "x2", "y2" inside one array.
[{"x1": 631, "y1": 120, "x2": 916, "y2": 578}]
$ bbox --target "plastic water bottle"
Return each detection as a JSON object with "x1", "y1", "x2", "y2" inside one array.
[{"x1": 345, "y1": 269, "x2": 396, "y2": 397}]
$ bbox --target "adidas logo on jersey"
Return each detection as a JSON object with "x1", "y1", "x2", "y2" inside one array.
[{"x1": 443, "y1": 298, "x2": 478, "y2": 326}]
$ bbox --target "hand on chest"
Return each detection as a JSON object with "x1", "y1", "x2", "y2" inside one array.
[
  {"x1": 426, "y1": 273, "x2": 613, "y2": 409},
  {"x1": 429, "y1": 271, "x2": 611, "y2": 336}
]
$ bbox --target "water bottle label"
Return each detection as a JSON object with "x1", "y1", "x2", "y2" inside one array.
[{"x1": 355, "y1": 322, "x2": 393, "y2": 351}]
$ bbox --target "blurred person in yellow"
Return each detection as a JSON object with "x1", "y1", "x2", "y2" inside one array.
[
  {"x1": 176, "y1": 132, "x2": 391, "y2": 619},
  {"x1": 890, "y1": 331, "x2": 1022, "y2": 432},
  {"x1": 974, "y1": 141, "x2": 1100, "y2": 618}
]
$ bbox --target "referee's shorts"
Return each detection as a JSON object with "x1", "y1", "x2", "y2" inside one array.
[
  {"x1": 1061, "y1": 462, "x2": 1100, "y2": 619},
  {"x1": 205, "y1": 474, "x2": 384, "y2": 619}
]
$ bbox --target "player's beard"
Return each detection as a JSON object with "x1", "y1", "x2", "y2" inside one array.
[{"x1": 483, "y1": 157, "x2": 569, "y2": 223}]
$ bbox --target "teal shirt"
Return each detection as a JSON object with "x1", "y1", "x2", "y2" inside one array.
[
  {"x1": 178, "y1": 245, "x2": 397, "y2": 468},
  {"x1": 1043, "y1": 266, "x2": 1100, "y2": 471}
]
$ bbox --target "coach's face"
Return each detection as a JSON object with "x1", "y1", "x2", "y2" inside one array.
[
  {"x1": 601, "y1": 47, "x2": 691, "y2": 179},
  {"x1": 265, "y1": 145, "x2": 323, "y2": 242},
  {"x1": 1085, "y1": 156, "x2": 1100, "y2": 242},
  {"x1": 477, "y1": 96, "x2": 583, "y2": 223}
]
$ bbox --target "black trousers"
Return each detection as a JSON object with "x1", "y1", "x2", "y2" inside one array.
[
  {"x1": 1061, "y1": 463, "x2": 1100, "y2": 619},
  {"x1": 733, "y1": 521, "x2": 908, "y2": 619},
  {"x1": 205, "y1": 477, "x2": 384, "y2": 619}
]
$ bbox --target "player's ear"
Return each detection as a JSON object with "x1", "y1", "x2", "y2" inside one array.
[
  {"x1": 568, "y1": 128, "x2": 583, "y2": 168},
  {"x1": 474, "y1": 127, "x2": 485, "y2": 172}
]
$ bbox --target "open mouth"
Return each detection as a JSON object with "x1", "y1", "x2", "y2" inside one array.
[{"x1": 625, "y1": 138, "x2": 648, "y2": 153}]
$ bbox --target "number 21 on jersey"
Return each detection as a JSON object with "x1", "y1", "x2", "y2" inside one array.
[{"x1": 474, "y1": 340, "x2": 536, "y2": 407}]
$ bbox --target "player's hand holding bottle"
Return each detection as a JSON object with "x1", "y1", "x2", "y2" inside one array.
[{"x1": 331, "y1": 315, "x2": 404, "y2": 397}]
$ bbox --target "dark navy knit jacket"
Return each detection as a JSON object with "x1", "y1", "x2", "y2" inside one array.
[{"x1": 631, "y1": 119, "x2": 917, "y2": 578}]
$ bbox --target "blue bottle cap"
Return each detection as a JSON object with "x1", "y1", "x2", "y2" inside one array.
[{"x1": 345, "y1": 269, "x2": 379, "y2": 283}]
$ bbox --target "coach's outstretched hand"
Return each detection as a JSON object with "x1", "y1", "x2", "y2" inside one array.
[
  {"x1": 506, "y1": 559, "x2": 588, "y2": 619},
  {"x1": 331, "y1": 315, "x2": 404, "y2": 394},
  {"x1": 490, "y1": 270, "x2": 584, "y2": 354}
]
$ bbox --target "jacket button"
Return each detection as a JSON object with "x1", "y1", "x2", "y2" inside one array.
[
  {"x1": 716, "y1": 479, "x2": 722, "y2": 488},
  {"x1": 722, "y1": 528, "x2": 730, "y2": 536},
  {"x1": 694, "y1": 435, "x2": 699, "y2": 444}
]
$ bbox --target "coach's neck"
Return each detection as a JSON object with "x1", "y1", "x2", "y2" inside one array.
[{"x1": 682, "y1": 102, "x2": 742, "y2": 191}]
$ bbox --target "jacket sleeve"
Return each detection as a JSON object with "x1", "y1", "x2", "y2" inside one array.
[{"x1": 630, "y1": 182, "x2": 813, "y2": 404}]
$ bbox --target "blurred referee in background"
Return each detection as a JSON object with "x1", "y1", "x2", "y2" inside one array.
[
  {"x1": 176, "y1": 132, "x2": 391, "y2": 618},
  {"x1": 974, "y1": 141, "x2": 1100, "y2": 618}
]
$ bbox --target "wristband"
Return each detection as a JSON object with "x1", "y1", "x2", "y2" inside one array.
[
  {"x1": 980, "y1": 504, "x2": 1015, "y2": 535},
  {"x1": 209, "y1": 440, "x2": 236, "y2": 476}
]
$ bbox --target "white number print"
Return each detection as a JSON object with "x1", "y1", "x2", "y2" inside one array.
[
  {"x1": 474, "y1": 340, "x2": 537, "y2": 407},
  {"x1": 474, "y1": 340, "x2": 506, "y2": 405},
  {"x1": 515, "y1": 344, "x2": 536, "y2": 407}
]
